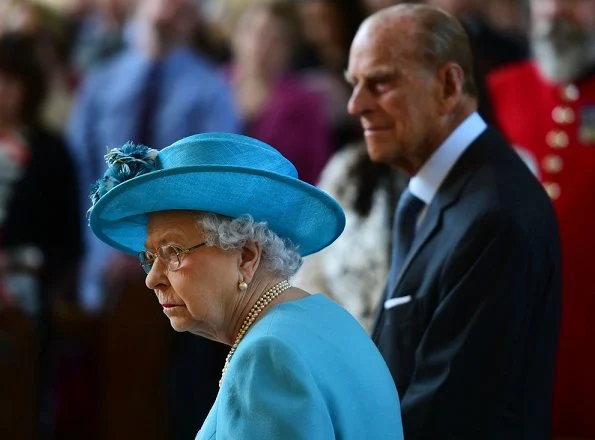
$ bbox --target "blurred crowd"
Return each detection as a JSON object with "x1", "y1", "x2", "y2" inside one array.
[{"x1": 0, "y1": 0, "x2": 593, "y2": 439}]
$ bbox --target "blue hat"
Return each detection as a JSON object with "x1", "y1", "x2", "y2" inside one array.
[{"x1": 88, "y1": 132, "x2": 345, "y2": 256}]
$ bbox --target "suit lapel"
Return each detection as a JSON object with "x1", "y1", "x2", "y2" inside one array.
[{"x1": 386, "y1": 129, "x2": 494, "y2": 300}]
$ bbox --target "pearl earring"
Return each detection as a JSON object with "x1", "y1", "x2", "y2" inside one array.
[{"x1": 238, "y1": 281, "x2": 248, "y2": 292}]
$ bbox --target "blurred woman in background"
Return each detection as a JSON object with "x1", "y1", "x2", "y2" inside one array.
[
  {"x1": 295, "y1": 0, "x2": 365, "y2": 151},
  {"x1": 226, "y1": 0, "x2": 333, "y2": 184},
  {"x1": 0, "y1": 32, "x2": 82, "y2": 438}
]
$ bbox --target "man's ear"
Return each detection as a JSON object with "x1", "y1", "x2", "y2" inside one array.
[
  {"x1": 437, "y1": 62, "x2": 464, "y2": 114},
  {"x1": 238, "y1": 240, "x2": 262, "y2": 284}
]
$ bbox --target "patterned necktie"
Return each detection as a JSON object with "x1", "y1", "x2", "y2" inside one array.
[{"x1": 386, "y1": 189, "x2": 425, "y2": 296}]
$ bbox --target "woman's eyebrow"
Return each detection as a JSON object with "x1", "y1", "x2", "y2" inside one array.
[{"x1": 144, "y1": 232, "x2": 187, "y2": 249}]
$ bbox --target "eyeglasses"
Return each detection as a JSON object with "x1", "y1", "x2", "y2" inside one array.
[{"x1": 138, "y1": 242, "x2": 207, "y2": 274}]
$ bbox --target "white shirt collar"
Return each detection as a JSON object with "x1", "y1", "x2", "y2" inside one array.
[{"x1": 409, "y1": 112, "x2": 487, "y2": 205}]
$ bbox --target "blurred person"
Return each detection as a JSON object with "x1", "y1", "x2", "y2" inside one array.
[
  {"x1": 67, "y1": 0, "x2": 240, "y2": 437},
  {"x1": 0, "y1": 0, "x2": 79, "y2": 131},
  {"x1": 71, "y1": 0, "x2": 137, "y2": 74},
  {"x1": 346, "y1": 4, "x2": 561, "y2": 438},
  {"x1": 0, "y1": 32, "x2": 82, "y2": 438},
  {"x1": 87, "y1": 132, "x2": 404, "y2": 439},
  {"x1": 294, "y1": 142, "x2": 407, "y2": 333},
  {"x1": 198, "y1": 0, "x2": 265, "y2": 46},
  {"x1": 295, "y1": 0, "x2": 366, "y2": 150},
  {"x1": 188, "y1": 1, "x2": 233, "y2": 64},
  {"x1": 482, "y1": 0, "x2": 526, "y2": 37},
  {"x1": 425, "y1": 0, "x2": 528, "y2": 71},
  {"x1": 425, "y1": 0, "x2": 528, "y2": 122},
  {"x1": 68, "y1": 0, "x2": 239, "y2": 312},
  {"x1": 227, "y1": 0, "x2": 332, "y2": 184},
  {"x1": 296, "y1": 0, "x2": 364, "y2": 73},
  {"x1": 487, "y1": 0, "x2": 595, "y2": 437}
]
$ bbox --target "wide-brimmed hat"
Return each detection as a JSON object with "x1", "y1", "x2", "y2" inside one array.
[{"x1": 88, "y1": 132, "x2": 345, "y2": 256}]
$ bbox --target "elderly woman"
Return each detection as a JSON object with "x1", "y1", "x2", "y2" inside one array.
[{"x1": 87, "y1": 132, "x2": 403, "y2": 439}]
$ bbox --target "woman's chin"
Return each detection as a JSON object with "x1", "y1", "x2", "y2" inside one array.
[
  {"x1": 162, "y1": 305, "x2": 190, "y2": 331},
  {"x1": 168, "y1": 318, "x2": 189, "y2": 333},
  {"x1": 166, "y1": 315, "x2": 218, "y2": 341}
]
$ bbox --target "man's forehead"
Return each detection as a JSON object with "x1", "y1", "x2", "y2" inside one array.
[
  {"x1": 348, "y1": 22, "x2": 414, "y2": 75},
  {"x1": 351, "y1": 13, "x2": 416, "y2": 55},
  {"x1": 356, "y1": 13, "x2": 408, "y2": 42}
]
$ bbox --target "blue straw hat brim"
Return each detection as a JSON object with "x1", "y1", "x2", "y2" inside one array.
[{"x1": 89, "y1": 164, "x2": 345, "y2": 256}]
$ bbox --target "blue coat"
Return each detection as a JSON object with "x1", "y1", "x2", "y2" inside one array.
[{"x1": 197, "y1": 294, "x2": 403, "y2": 439}]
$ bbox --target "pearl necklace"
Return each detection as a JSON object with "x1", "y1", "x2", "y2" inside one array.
[{"x1": 219, "y1": 279, "x2": 291, "y2": 387}]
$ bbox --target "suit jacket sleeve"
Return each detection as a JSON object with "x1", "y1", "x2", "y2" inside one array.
[
  {"x1": 218, "y1": 336, "x2": 335, "y2": 439},
  {"x1": 402, "y1": 212, "x2": 535, "y2": 438}
]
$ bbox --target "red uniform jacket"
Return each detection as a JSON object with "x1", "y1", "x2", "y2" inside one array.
[{"x1": 488, "y1": 60, "x2": 595, "y2": 437}]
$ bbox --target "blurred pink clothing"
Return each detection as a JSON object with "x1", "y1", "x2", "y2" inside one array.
[{"x1": 230, "y1": 70, "x2": 333, "y2": 185}]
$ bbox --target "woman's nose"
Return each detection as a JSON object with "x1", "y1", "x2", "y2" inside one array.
[{"x1": 145, "y1": 259, "x2": 167, "y2": 290}]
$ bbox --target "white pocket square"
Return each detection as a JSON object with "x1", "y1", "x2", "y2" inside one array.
[{"x1": 384, "y1": 295, "x2": 412, "y2": 310}]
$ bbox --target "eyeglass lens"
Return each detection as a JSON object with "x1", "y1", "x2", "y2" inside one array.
[{"x1": 138, "y1": 245, "x2": 181, "y2": 274}]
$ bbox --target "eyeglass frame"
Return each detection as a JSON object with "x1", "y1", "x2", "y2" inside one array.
[{"x1": 138, "y1": 241, "x2": 208, "y2": 274}]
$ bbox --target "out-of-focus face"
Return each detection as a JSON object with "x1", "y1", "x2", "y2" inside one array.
[
  {"x1": 144, "y1": 210, "x2": 240, "y2": 342},
  {"x1": 143, "y1": 0, "x2": 186, "y2": 28},
  {"x1": 232, "y1": 8, "x2": 292, "y2": 76},
  {"x1": 530, "y1": 0, "x2": 595, "y2": 82},
  {"x1": 0, "y1": 73, "x2": 24, "y2": 127},
  {"x1": 136, "y1": 0, "x2": 196, "y2": 47},
  {"x1": 95, "y1": 0, "x2": 136, "y2": 24},
  {"x1": 298, "y1": 1, "x2": 346, "y2": 50},
  {"x1": 346, "y1": 15, "x2": 443, "y2": 174},
  {"x1": 0, "y1": 1, "x2": 39, "y2": 34}
]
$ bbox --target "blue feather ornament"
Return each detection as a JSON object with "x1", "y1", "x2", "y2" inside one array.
[{"x1": 88, "y1": 142, "x2": 159, "y2": 214}]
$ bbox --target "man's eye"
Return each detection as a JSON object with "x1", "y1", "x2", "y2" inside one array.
[{"x1": 373, "y1": 76, "x2": 395, "y2": 89}]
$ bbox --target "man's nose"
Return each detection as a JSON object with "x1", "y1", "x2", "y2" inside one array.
[{"x1": 347, "y1": 84, "x2": 373, "y2": 117}]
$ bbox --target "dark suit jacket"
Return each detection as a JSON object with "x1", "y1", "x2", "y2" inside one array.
[{"x1": 373, "y1": 127, "x2": 561, "y2": 439}]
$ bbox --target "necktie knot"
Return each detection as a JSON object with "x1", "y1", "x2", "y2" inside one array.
[{"x1": 396, "y1": 190, "x2": 425, "y2": 239}]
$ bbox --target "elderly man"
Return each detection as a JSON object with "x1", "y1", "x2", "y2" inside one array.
[
  {"x1": 487, "y1": 0, "x2": 595, "y2": 438},
  {"x1": 346, "y1": 4, "x2": 561, "y2": 439}
]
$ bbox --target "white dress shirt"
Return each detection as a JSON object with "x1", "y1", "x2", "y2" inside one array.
[
  {"x1": 409, "y1": 112, "x2": 487, "y2": 206},
  {"x1": 408, "y1": 112, "x2": 487, "y2": 228}
]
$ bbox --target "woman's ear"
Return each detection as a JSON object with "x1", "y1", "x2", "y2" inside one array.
[
  {"x1": 437, "y1": 62, "x2": 464, "y2": 114},
  {"x1": 238, "y1": 240, "x2": 262, "y2": 284}
]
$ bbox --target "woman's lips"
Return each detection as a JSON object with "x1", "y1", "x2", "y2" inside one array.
[{"x1": 162, "y1": 304, "x2": 184, "y2": 316}]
